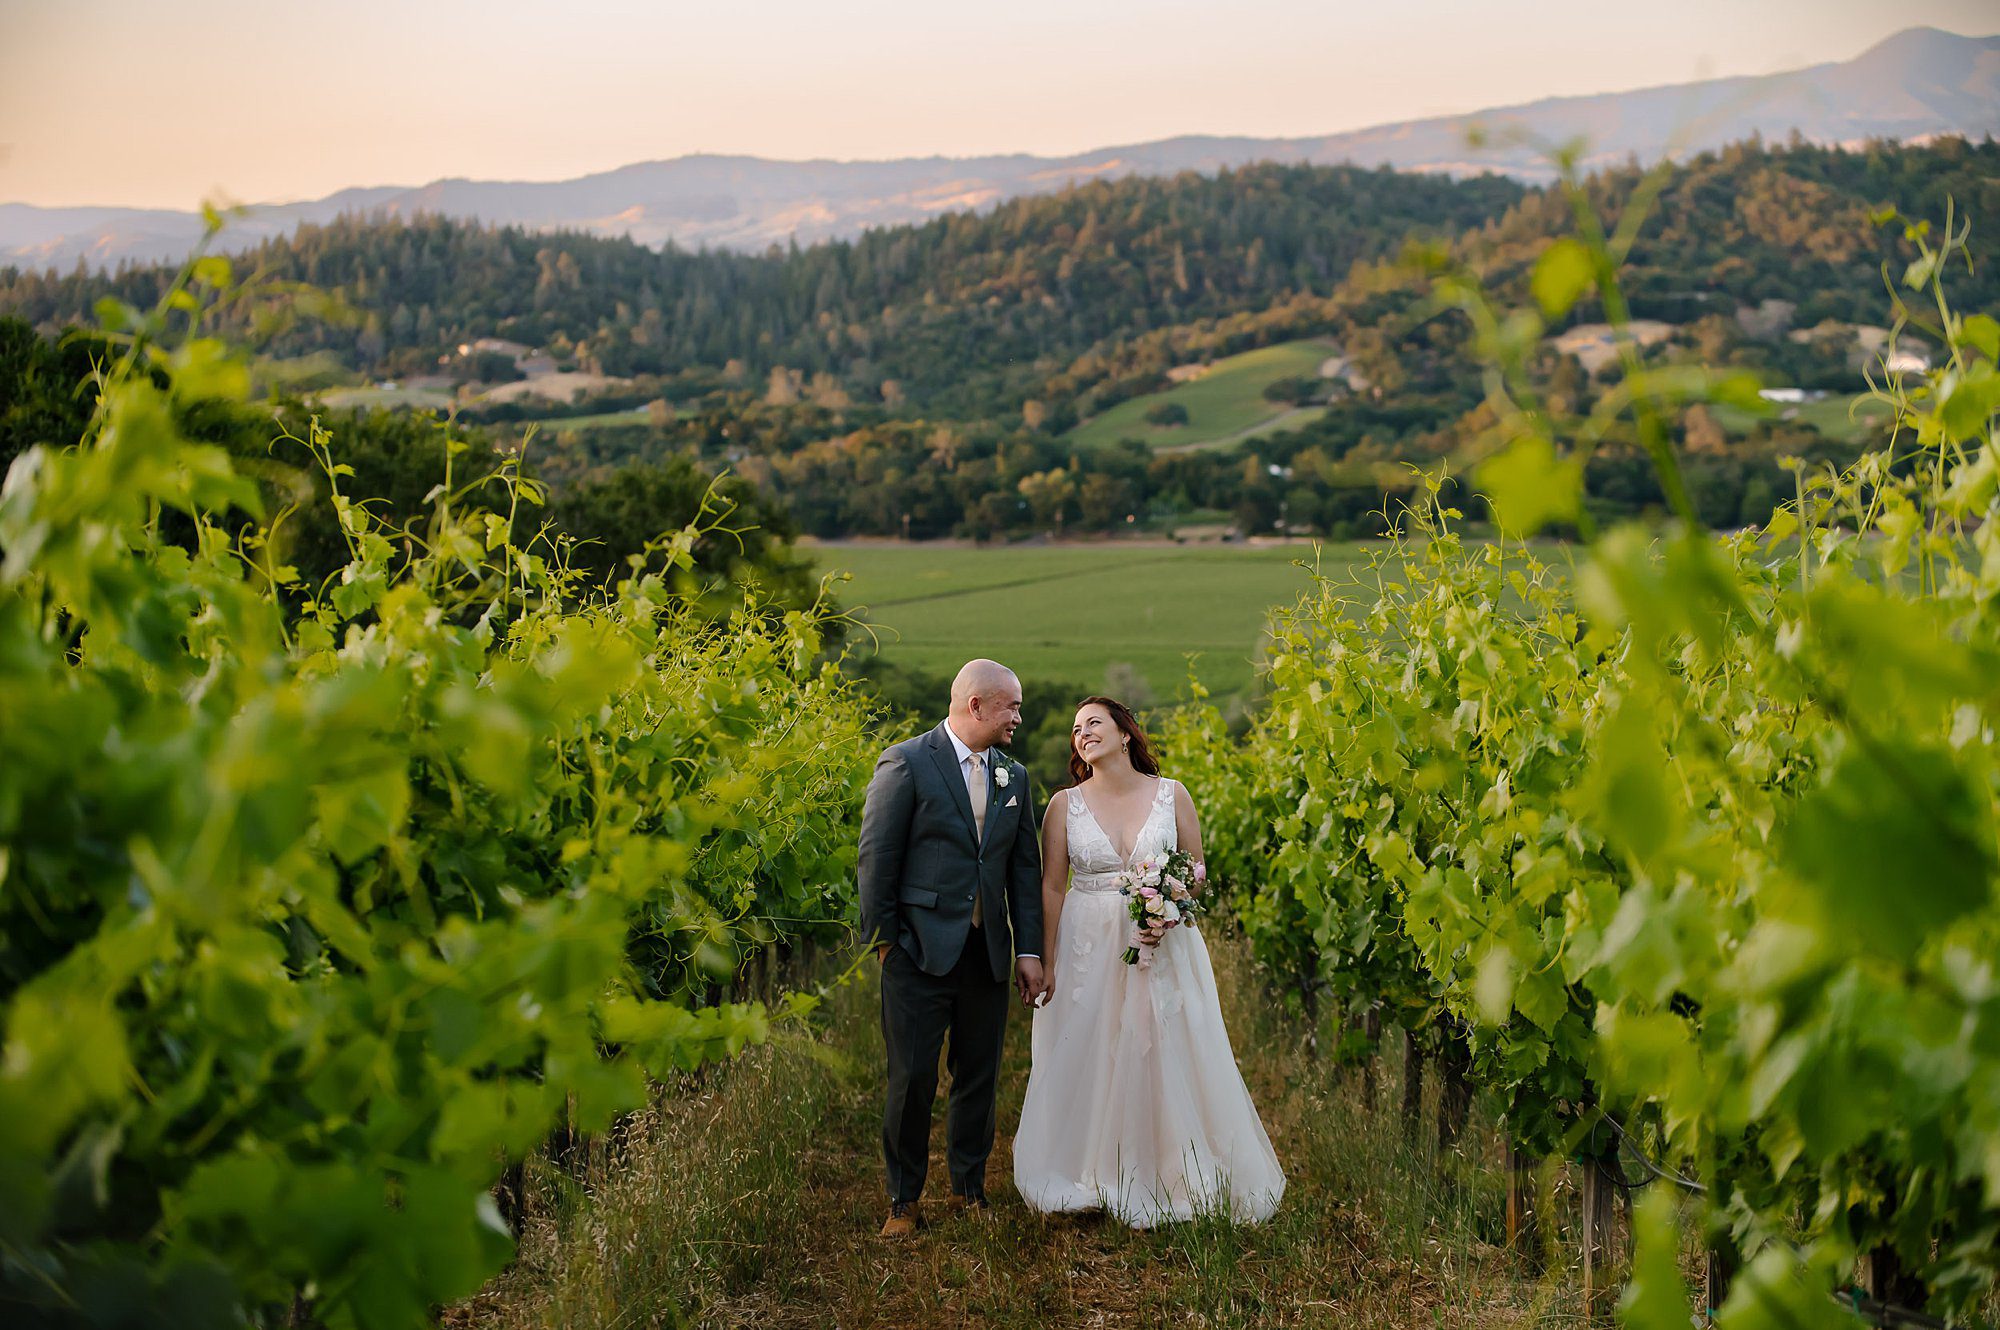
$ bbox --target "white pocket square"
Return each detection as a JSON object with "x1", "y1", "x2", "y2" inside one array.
[{"x1": 1005, "y1": 796, "x2": 1018, "y2": 807}]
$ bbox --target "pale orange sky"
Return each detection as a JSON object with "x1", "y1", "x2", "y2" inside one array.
[{"x1": 1, "y1": 0, "x2": 1995, "y2": 209}]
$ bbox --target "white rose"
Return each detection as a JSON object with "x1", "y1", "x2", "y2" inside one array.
[{"x1": 993, "y1": 765, "x2": 1010, "y2": 788}]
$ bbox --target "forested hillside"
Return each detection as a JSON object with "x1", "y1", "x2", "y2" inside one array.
[
  {"x1": 7, "y1": 139, "x2": 1991, "y2": 418},
  {"x1": 0, "y1": 165, "x2": 1525, "y2": 420},
  {"x1": 3, "y1": 137, "x2": 1993, "y2": 542}
]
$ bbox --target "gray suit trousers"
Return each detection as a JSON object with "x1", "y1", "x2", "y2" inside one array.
[{"x1": 880, "y1": 924, "x2": 1008, "y2": 1202}]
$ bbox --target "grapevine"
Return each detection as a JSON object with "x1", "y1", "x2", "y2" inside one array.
[
  {"x1": 1171, "y1": 167, "x2": 2000, "y2": 1323},
  {"x1": 0, "y1": 256, "x2": 877, "y2": 1327}
]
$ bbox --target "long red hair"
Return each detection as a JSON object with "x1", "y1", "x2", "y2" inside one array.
[{"x1": 1067, "y1": 696, "x2": 1160, "y2": 786}]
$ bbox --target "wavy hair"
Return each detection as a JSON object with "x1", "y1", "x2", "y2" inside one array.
[{"x1": 1066, "y1": 696, "x2": 1160, "y2": 787}]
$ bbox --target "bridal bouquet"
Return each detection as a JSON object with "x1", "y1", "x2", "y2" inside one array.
[{"x1": 1117, "y1": 848, "x2": 1207, "y2": 968}]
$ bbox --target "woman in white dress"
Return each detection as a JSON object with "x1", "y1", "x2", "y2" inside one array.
[{"x1": 1012, "y1": 696, "x2": 1285, "y2": 1227}]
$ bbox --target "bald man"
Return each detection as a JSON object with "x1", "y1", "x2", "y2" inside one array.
[{"x1": 857, "y1": 658, "x2": 1047, "y2": 1237}]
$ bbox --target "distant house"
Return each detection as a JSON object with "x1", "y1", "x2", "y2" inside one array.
[
  {"x1": 456, "y1": 337, "x2": 535, "y2": 361},
  {"x1": 1759, "y1": 388, "x2": 1808, "y2": 404},
  {"x1": 1553, "y1": 321, "x2": 1675, "y2": 374},
  {"x1": 1735, "y1": 299, "x2": 1797, "y2": 340},
  {"x1": 1165, "y1": 364, "x2": 1209, "y2": 384},
  {"x1": 1813, "y1": 324, "x2": 1932, "y2": 376}
]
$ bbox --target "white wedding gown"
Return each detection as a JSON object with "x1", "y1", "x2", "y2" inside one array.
[{"x1": 1013, "y1": 777, "x2": 1285, "y2": 1226}]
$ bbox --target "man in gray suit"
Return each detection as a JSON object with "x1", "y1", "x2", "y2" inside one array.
[{"x1": 857, "y1": 658, "x2": 1048, "y2": 1238}]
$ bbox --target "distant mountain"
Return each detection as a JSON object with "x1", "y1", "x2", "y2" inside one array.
[{"x1": 5, "y1": 26, "x2": 1996, "y2": 272}]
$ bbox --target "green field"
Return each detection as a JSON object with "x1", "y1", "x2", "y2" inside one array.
[
  {"x1": 314, "y1": 383, "x2": 456, "y2": 412},
  {"x1": 304, "y1": 390, "x2": 659, "y2": 432},
  {"x1": 813, "y1": 541, "x2": 1364, "y2": 700},
  {"x1": 536, "y1": 405, "x2": 652, "y2": 431},
  {"x1": 1712, "y1": 392, "x2": 1894, "y2": 442},
  {"x1": 1065, "y1": 339, "x2": 1337, "y2": 452}
]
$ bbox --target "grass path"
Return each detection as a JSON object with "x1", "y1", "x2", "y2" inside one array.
[
  {"x1": 1154, "y1": 405, "x2": 1330, "y2": 454},
  {"x1": 460, "y1": 934, "x2": 1584, "y2": 1329}
]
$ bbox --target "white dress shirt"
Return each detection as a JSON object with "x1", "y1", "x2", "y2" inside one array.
[{"x1": 943, "y1": 719, "x2": 1036, "y2": 959}]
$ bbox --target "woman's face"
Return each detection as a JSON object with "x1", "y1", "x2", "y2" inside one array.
[{"x1": 1072, "y1": 704, "x2": 1122, "y2": 768}]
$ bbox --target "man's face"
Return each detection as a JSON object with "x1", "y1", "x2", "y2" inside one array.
[{"x1": 972, "y1": 677, "x2": 1023, "y2": 749}]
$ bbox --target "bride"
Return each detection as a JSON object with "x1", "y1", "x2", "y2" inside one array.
[{"x1": 1012, "y1": 696, "x2": 1285, "y2": 1226}]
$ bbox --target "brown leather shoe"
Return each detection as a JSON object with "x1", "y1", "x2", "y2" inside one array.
[
  {"x1": 941, "y1": 1191, "x2": 992, "y2": 1220},
  {"x1": 879, "y1": 1199, "x2": 922, "y2": 1238}
]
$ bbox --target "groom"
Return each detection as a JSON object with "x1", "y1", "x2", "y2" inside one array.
[{"x1": 857, "y1": 658, "x2": 1047, "y2": 1237}]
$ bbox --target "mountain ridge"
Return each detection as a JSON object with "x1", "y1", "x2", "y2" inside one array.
[{"x1": 5, "y1": 25, "x2": 1996, "y2": 271}]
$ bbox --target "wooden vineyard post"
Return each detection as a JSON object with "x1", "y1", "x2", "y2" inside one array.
[
  {"x1": 1401, "y1": 1031, "x2": 1425, "y2": 1145},
  {"x1": 1358, "y1": 1005, "x2": 1382, "y2": 1105},
  {"x1": 1580, "y1": 1153, "x2": 1621, "y2": 1321},
  {"x1": 1505, "y1": 1140, "x2": 1543, "y2": 1272},
  {"x1": 1437, "y1": 1026, "x2": 1472, "y2": 1151},
  {"x1": 1703, "y1": 1238, "x2": 1735, "y2": 1326},
  {"x1": 495, "y1": 1159, "x2": 527, "y2": 1234},
  {"x1": 549, "y1": 1089, "x2": 588, "y2": 1180},
  {"x1": 1300, "y1": 974, "x2": 1321, "y2": 1054},
  {"x1": 1864, "y1": 1241, "x2": 1928, "y2": 1314},
  {"x1": 1861, "y1": 1168, "x2": 1930, "y2": 1315}
]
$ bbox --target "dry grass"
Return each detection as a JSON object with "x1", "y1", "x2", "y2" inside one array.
[{"x1": 456, "y1": 933, "x2": 1591, "y2": 1329}]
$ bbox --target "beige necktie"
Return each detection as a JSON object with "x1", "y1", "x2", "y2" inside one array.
[{"x1": 968, "y1": 753, "x2": 988, "y2": 926}]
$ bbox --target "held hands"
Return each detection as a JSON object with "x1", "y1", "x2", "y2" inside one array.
[
  {"x1": 881, "y1": 946, "x2": 1051, "y2": 1008},
  {"x1": 1015, "y1": 956, "x2": 1049, "y2": 1008}
]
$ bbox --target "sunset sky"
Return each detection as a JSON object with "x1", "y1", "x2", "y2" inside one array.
[{"x1": 2, "y1": 0, "x2": 1995, "y2": 210}]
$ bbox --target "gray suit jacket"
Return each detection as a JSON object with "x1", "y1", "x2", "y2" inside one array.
[{"x1": 856, "y1": 721, "x2": 1045, "y2": 981}]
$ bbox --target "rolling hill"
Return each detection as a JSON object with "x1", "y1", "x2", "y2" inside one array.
[{"x1": 3, "y1": 26, "x2": 1994, "y2": 272}]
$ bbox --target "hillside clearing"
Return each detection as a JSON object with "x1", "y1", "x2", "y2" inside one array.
[{"x1": 1065, "y1": 340, "x2": 1340, "y2": 452}]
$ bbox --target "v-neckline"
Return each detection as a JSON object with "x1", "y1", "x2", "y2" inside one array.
[{"x1": 1076, "y1": 778, "x2": 1164, "y2": 866}]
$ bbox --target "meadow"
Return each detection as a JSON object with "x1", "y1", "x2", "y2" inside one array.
[
  {"x1": 1711, "y1": 391, "x2": 1894, "y2": 442},
  {"x1": 813, "y1": 539, "x2": 1365, "y2": 700},
  {"x1": 1064, "y1": 338, "x2": 1337, "y2": 452},
  {"x1": 537, "y1": 405, "x2": 652, "y2": 431},
  {"x1": 303, "y1": 385, "x2": 658, "y2": 431},
  {"x1": 314, "y1": 381, "x2": 456, "y2": 411}
]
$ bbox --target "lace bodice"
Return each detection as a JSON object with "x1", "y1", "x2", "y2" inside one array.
[{"x1": 1065, "y1": 777, "x2": 1178, "y2": 893}]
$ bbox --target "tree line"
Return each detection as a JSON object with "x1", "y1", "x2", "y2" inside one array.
[
  {"x1": 0, "y1": 317, "x2": 822, "y2": 614},
  {"x1": 5, "y1": 136, "x2": 1989, "y2": 544},
  {"x1": 3, "y1": 138, "x2": 1991, "y2": 422}
]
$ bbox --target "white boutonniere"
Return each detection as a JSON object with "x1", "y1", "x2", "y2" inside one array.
[{"x1": 993, "y1": 764, "x2": 1011, "y2": 788}]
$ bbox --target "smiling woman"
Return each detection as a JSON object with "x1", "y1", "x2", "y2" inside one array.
[
  {"x1": 1066, "y1": 695, "x2": 1160, "y2": 792},
  {"x1": 1013, "y1": 692, "x2": 1286, "y2": 1227}
]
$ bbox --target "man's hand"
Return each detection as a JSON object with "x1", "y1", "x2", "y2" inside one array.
[
  {"x1": 1015, "y1": 956, "x2": 1047, "y2": 1008},
  {"x1": 876, "y1": 943, "x2": 890, "y2": 965}
]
